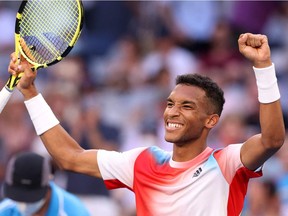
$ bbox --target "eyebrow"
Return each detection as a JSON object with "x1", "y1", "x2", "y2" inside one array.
[{"x1": 167, "y1": 98, "x2": 197, "y2": 106}]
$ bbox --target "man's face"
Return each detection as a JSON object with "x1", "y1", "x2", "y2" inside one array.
[
  {"x1": 163, "y1": 84, "x2": 211, "y2": 145},
  {"x1": 15, "y1": 198, "x2": 46, "y2": 216}
]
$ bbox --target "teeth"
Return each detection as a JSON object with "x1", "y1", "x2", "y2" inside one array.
[{"x1": 168, "y1": 123, "x2": 182, "y2": 128}]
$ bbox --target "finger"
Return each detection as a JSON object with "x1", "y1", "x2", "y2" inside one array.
[
  {"x1": 238, "y1": 33, "x2": 248, "y2": 53},
  {"x1": 253, "y1": 36, "x2": 262, "y2": 48},
  {"x1": 8, "y1": 60, "x2": 20, "y2": 76},
  {"x1": 10, "y1": 52, "x2": 18, "y2": 63},
  {"x1": 260, "y1": 35, "x2": 269, "y2": 46},
  {"x1": 247, "y1": 34, "x2": 263, "y2": 48},
  {"x1": 8, "y1": 67, "x2": 17, "y2": 76},
  {"x1": 238, "y1": 34, "x2": 245, "y2": 44},
  {"x1": 19, "y1": 61, "x2": 37, "y2": 77}
]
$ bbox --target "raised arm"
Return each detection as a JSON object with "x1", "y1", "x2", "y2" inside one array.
[
  {"x1": 8, "y1": 53, "x2": 102, "y2": 178},
  {"x1": 238, "y1": 33, "x2": 285, "y2": 170}
]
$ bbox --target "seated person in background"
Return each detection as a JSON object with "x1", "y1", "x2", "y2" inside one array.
[{"x1": 0, "y1": 152, "x2": 90, "y2": 216}]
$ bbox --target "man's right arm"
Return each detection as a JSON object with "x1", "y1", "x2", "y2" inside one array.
[
  {"x1": 8, "y1": 53, "x2": 102, "y2": 178},
  {"x1": 41, "y1": 124, "x2": 102, "y2": 178}
]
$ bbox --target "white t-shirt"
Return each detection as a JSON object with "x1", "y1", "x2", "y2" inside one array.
[{"x1": 98, "y1": 144, "x2": 261, "y2": 216}]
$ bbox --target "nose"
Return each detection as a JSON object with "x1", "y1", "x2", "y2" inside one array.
[{"x1": 166, "y1": 105, "x2": 180, "y2": 117}]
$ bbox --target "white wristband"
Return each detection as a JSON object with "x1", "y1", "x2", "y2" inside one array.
[
  {"x1": 24, "y1": 94, "x2": 59, "y2": 135},
  {"x1": 253, "y1": 63, "x2": 280, "y2": 103}
]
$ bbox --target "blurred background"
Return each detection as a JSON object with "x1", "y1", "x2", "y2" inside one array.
[{"x1": 0, "y1": 1, "x2": 288, "y2": 215}]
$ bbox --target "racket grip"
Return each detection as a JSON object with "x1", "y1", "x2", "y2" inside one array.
[{"x1": 0, "y1": 86, "x2": 13, "y2": 113}]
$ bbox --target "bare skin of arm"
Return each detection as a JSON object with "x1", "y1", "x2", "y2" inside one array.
[
  {"x1": 8, "y1": 55, "x2": 102, "y2": 178},
  {"x1": 238, "y1": 33, "x2": 285, "y2": 170}
]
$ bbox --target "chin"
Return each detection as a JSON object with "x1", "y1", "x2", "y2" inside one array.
[{"x1": 164, "y1": 135, "x2": 176, "y2": 143}]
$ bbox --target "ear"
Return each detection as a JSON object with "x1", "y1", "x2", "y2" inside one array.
[{"x1": 205, "y1": 114, "x2": 219, "y2": 129}]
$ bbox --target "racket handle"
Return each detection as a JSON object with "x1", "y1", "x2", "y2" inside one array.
[{"x1": 0, "y1": 86, "x2": 13, "y2": 113}]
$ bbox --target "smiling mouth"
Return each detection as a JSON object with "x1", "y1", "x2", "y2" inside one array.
[{"x1": 167, "y1": 122, "x2": 183, "y2": 129}]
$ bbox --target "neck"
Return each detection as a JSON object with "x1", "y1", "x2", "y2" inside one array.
[{"x1": 172, "y1": 140, "x2": 207, "y2": 162}]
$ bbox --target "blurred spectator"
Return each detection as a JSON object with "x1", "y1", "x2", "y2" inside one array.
[
  {"x1": 228, "y1": 1, "x2": 277, "y2": 34},
  {"x1": 242, "y1": 179, "x2": 280, "y2": 216},
  {"x1": 78, "y1": 1, "x2": 138, "y2": 58},
  {"x1": 263, "y1": 2, "x2": 288, "y2": 50},
  {"x1": 0, "y1": 3, "x2": 14, "y2": 52},
  {"x1": 141, "y1": 33, "x2": 199, "y2": 89},
  {"x1": 211, "y1": 113, "x2": 249, "y2": 149},
  {"x1": 0, "y1": 152, "x2": 90, "y2": 216},
  {"x1": 157, "y1": 1, "x2": 221, "y2": 54},
  {"x1": 198, "y1": 19, "x2": 245, "y2": 87},
  {"x1": 98, "y1": 35, "x2": 145, "y2": 89},
  {"x1": 0, "y1": 95, "x2": 35, "y2": 169},
  {"x1": 275, "y1": 137, "x2": 288, "y2": 216},
  {"x1": 262, "y1": 1, "x2": 288, "y2": 115},
  {"x1": 0, "y1": 2, "x2": 15, "y2": 82},
  {"x1": 63, "y1": 104, "x2": 122, "y2": 216}
]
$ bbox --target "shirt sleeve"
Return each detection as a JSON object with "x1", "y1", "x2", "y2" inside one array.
[
  {"x1": 214, "y1": 144, "x2": 262, "y2": 184},
  {"x1": 0, "y1": 199, "x2": 20, "y2": 216},
  {"x1": 97, "y1": 147, "x2": 147, "y2": 189}
]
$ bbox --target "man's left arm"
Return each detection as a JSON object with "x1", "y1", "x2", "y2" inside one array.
[{"x1": 238, "y1": 33, "x2": 285, "y2": 170}]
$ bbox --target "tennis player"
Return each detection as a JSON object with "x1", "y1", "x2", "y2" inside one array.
[{"x1": 8, "y1": 33, "x2": 285, "y2": 215}]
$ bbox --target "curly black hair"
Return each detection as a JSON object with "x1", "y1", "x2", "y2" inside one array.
[{"x1": 176, "y1": 73, "x2": 225, "y2": 116}]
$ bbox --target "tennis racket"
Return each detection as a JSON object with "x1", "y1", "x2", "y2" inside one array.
[{"x1": 0, "y1": 0, "x2": 84, "y2": 113}]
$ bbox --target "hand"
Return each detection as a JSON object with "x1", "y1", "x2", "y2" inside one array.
[
  {"x1": 238, "y1": 33, "x2": 272, "y2": 68},
  {"x1": 8, "y1": 52, "x2": 38, "y2": 100}
]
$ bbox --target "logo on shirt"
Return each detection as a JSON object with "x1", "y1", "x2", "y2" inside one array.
[{"x1": 193, "y1": 167, "x2": 202, "y2": 178}]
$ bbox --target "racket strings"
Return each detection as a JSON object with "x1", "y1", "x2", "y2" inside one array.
[{"x1": 19, "y1": 0, "x2": 80, "y2": 65}]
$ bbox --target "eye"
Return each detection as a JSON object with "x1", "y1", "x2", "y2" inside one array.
[
  {"x1": 167, "y1": 102, "x2": 174, "y2": 108},
  {"x1": 183, "y1": 105, "x2": 192, "y2": 109}
]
